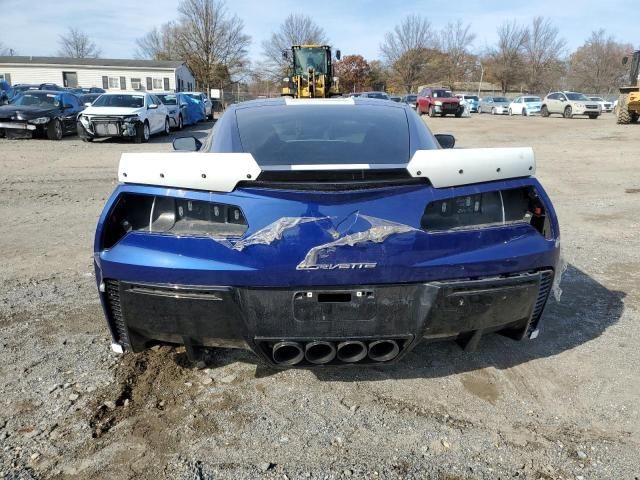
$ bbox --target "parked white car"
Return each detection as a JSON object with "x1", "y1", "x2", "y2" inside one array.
[
  {"x1": 183, "y1": 92, "x2": 212, "y2": 119},
  {"x1": 588, "y1": 96, "x2": 613, "y2": 113},
  {"x1": 508, "y1": 96, "x2": 542, "y2": 116},
  {"x1": 77, "y1": 92, "x2": 170, "y2": 142}
]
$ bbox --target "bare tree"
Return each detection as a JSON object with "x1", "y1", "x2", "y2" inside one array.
[
  {"x1": 391, "y1": 48, "x2": 443, "y2": 93},
  {"x1": 173, "y1": 0, "x2": 251, "y2": 92},
  {"x1": 485, "y1": 21, "x2": 528, "y2": 93},
  {"x1": 380, "y1": 15, "x2": 436, "y2": 64},
  {"x1": 568, "y1": 30, "x2": 632, "y2": 94},
  {"x1": 523, "y1": 17, "x2": 566, "y2": 93},
  {"x1": 135, "y1": 22, "x2": 181, "y2": 60},
  {"x1": 438, "y1": 20, "x2": 476, "y2": 90},
  {"x1": 57, "y1": 27, "x2": 101, "y2": 58},
  {"x1": 380, "y1": 15, "x2": 437, "y2": 93},
  {"x1": 261, "y1": 14, "x2": 328, "y2": 76}
]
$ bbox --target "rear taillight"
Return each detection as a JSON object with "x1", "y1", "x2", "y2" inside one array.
[
  {"x1": 101, "y1": 193, "x2": 247, "y2": 249},
  {"x1": 421, "y1": 186, "x2": 552, "y2": 238}
]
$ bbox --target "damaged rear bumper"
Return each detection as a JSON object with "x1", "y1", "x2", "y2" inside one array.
[{"x1": 100, "y1": 270, "x2": 554, "y2": 367}]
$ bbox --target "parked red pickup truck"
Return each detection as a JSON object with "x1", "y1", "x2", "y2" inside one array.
[{"x1": 416, "y1": 87, "x2": 464, "y2": 117}]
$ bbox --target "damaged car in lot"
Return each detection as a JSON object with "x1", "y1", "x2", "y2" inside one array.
[
  {"x1": 77, "y1": 91, "x2": 170, "y2": 143},
  {"x1": 94, "y1": 97, "x2": 561, "y2": 368},
  {"x1": 0, "y1": 90, "x2": 84, "y2": 140}
]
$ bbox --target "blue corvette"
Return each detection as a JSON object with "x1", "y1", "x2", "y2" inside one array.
[{"x1": 94, "y1": 97, "x2": 560, "y2": 367}]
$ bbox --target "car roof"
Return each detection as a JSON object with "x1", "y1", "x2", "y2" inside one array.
[
  {"x1": 20, "y1": 89, "x2": 66, "y2": 95},
  {"x1": 101, "y1": 91, "x2": 149, "y2": 95},
  {"x1": 232, "y1": 97, "x2": 409, "y2": 111}
]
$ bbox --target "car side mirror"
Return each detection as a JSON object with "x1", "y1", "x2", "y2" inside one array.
[
  {"x1": 172, "y1": 136, "x2": 202, "y2": 152},
  {"x1": 84, "y1": 102, "x2": 92, "y2": 107},
  {"x1": 435, "y1": 134, "x2": 455, "y2": 149},
  {"x1": 148, "y1": 103, "x2": 158, "y2": 109}
]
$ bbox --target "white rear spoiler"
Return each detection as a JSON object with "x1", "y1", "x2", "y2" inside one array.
[
  {"x1": 118, "y1": 152, "x2": 261, "y2": 192},
  {"x1": 406, "y1": 147, "x2": 535, "y2": 188},
  {"x1": 118, "y1": 147, "x2": 535, "y2": 192}
]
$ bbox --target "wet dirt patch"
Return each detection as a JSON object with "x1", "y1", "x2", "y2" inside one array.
[{"x1": 461, "y1": 370, "x2": 500, "y2": 403}]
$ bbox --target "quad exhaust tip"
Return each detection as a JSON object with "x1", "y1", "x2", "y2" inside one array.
[
  {"x1": 368, "y1": 339, "x2": 400, "y2": 362},
  {"x1": 305, "y1": 341, "x2": 337, "y2": 364},
  {"x1": 272, "y1": 341, "x2": 304, "y2": 366},
  {"x1": 336, "y1": 341, "x2": 367, "y2": 363},
  {"x1": 269, "y1": 339, "x2": 403, "y2": 365}
]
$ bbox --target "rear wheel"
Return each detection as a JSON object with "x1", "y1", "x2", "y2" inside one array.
[
  {"x1": 428, "y1": 106, "x2": 435, "y2": 117},
  {"x1": 541, "y1": 105, "x2": 550, "y2": 117},
  {"x1": 616, "y1": 93, "x2": 631, "y2": 124},
  {"x1": 177, "y1": 114, "x2": 183, "y2": 130},
  {"x1": 563, "y1": 106, "x2": 573, "y2": 119},
  {"x1": 163, "y1": 117, "x2": 170, "y2": 135},
  {"x1": 508, "y1": 108, "x2": 513, "y2": 116},
  {"x1": 522, "y1": 108, "x2": 527, "y2": 116},
  {"x1": 47, "y1": 118, "x2": 63, "y2": 140},
  {"x1": 631, "y1": 112, "x2": 639, "y2": 123},
  {"x1": 491, "y1": 107, "x2": 496, "y2": 115}
]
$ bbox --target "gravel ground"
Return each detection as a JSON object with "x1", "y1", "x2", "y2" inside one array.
[{"x1": 0, "y1": 113, "x2": 638, "y2": 480}]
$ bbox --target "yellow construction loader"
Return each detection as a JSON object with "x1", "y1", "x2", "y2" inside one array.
[
  {"x1": 617, "y1": 49, "x2": 640, "y2": 124},
  {"x1": 281, "y1": 45, "x2": 341, "y2": 98}
]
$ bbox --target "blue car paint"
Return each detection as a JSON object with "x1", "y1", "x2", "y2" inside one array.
[{"x1": 94, "y1": 177, "x2": 559, "y2": 289}]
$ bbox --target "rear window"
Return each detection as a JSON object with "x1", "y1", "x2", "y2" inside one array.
[{"x1": 236, "y1": 105, "x2": 410, "y2": 166}]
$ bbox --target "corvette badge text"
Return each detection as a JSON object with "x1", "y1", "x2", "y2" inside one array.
[{"x1": 296, "y1": 262, "x2": 377, "y2": 271}]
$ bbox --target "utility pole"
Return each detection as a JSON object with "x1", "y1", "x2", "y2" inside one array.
[{"x1": 476, "y1": 62, "x2": 484, "y2": 98}]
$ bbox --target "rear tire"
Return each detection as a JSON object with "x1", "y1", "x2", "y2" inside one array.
[
  {"x1": 616, "y1": 94, "x2": 631, "y2": 124},
  {"x1": 428, "y1": 106, "x2": 435, "y2": 117},
  {"x1": 588, "y1": 114, "x2": 598, "y2": 120},
  {"x1": 563, "y1": 106, "x2": 573, "y2": 119},
  {"x1": 508, "y1": 108, "x2": 513, "y2": 116},
  {"x1": 541, "y1": 105, "x2": 550, "y2": 117},
  {"x1": 177, "y1": 114, "x2": 183, "y2": 130},
  {"x1": 522, "y1": 108, "x2": 527, "y2": 116},
  {"x1": 491, "y1": 107, "x2": 496, "y2": 115},
  {"x1": 47, "y1": 118, "x2": 63, "y2": 140},
  {"x1": 163, "y1": 118, "x2": 170, "y2": 135}
]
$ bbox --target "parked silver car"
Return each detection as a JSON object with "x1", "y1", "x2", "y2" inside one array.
[
  {"x1": 479, "y1": 96, "x2": 511, "y2": 114},
  {"x1": 541, "y1": 92, "x2": 600, "y2": 119}
]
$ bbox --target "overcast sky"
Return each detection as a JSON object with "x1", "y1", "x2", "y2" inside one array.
[{"x1": 1, "y1": 0, "x2": 637, "y2": 62}]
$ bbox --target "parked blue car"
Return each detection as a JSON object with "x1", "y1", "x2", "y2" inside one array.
[
  {"x1": 94, "y1": 97, "x2": 560, "y2": 368},
  {"x1": 456, "y1": 94, "x2": 480, "y2": 113},
  {"x1": 156, "y1": 92, "x2": 205, "y2": 129}
]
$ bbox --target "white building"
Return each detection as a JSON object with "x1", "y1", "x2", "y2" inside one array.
[{"x1": 0, "y1": 56, "x2": 195, "y2": 92}]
